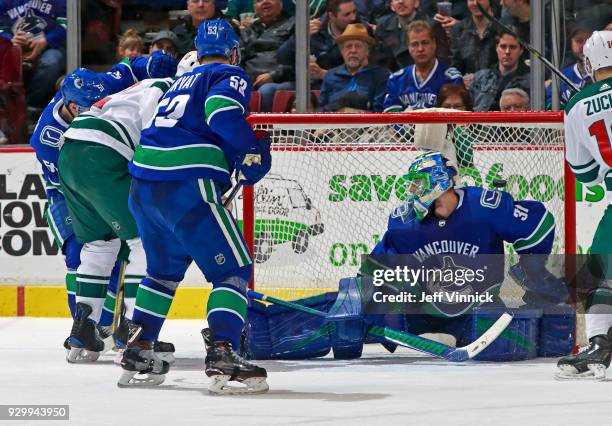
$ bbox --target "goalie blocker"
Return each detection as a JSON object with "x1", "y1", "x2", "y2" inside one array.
[{"x1": 244, "y1": 278, "x2": 576, "y2": 361}]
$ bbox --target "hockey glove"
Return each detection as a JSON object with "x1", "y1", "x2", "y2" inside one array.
[
  {"x1": 147, "y1": 50, "x2": 178, "y2": 78},
  {"x1": 509, "y1": 255, "x2": 570, "y2": 307},
  {"x1": 235, "y1": 131, "x2": 272, "y2": 186}
]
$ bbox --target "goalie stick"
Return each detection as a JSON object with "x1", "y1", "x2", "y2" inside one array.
[
  {"x1": 476, "y1": 2, "x2": 580, "y2": 94},
  {"x1": 247, "y1": 289, "x2": 513, "y2": 362}
]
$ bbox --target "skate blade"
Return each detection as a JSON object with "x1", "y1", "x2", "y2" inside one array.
[
  {"x1": 101, "y1": 335, "x2": 115, "y2": 354},
  {"x1": 66, "y1": 348, "x2": 101, "y2": 363},
  {"x1": 555, "y1": 364, "x2": 607, "y2": 381},
  {"x1": 117, "y1": 370, "x2": 166, "y2": 388},
  {"x1": 156, "y1": 352, "x2": 176, "y2": 365},
  {"x1": 208, "y1": 375, "x2": 269, "y2": 396}
]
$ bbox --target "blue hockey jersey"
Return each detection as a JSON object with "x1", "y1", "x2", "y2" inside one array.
[
  {"x1": 383, "y1": 60, "x2": 464, "y2": 111},
  {"x1": 130, "y1": 62, "x2": 258, "y2": 185},
  {"x1": 29, "y1": 58, "x2": 157, "y2": 195},
  {"x1": 0, "y1": 1, "x2": 66, "y2": 48},
  {"x1": 545, "y1": 63, "x2": 591, "y2": 109},
  {"x1": 370, "y1": 186, "x2": 555, "y2": 316}
]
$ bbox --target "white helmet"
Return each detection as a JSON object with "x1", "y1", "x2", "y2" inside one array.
[
  {"x1": 583, "y1": 31, "x2": 612, "y2": 80},
  {"x1": 176, "y1": 51, "x2": 199, "y2": 77}
]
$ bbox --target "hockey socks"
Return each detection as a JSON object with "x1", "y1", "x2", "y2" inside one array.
[
  {"x1": 65, "y1": 270, "x2": 77, "y2": 318},
  {"x1": 207, "y1": 283, "x2": 248, "y2": 350},
  {"x1": 131, "y1": 277, "x2": 177, "y2": 342}
]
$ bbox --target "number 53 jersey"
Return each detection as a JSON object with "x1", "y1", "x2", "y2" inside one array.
[
  {"x1": 564, "y1": 77, "x2": 612, "y2": 192},
  {"x1": 130, "y1": 63, "x2": 257, "y2": 186}
]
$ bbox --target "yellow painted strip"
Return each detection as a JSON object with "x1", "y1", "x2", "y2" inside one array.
[
  {"x1": 0, "y1": 286, "x2": 17, "y2": 316},
  {"x1": 25, "y1": 286, "x2": 70, "y2": 317},
  {"x1": 2, "y1": 286, "x2": 337, "y2": 317}
]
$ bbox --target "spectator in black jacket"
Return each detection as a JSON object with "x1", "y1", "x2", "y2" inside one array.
[
  {"x1": 374, "y1": 0, "x2": 450, "y2": 72},
  {"x1": 241, "y1": 0, "x2": 295, "y2": 111},
  {"x1": 470, "y1": 30, "x2": 529, "y2": 111},
  {"x1": 450, "y1": 0, "x2": 498, "y2": 77},
  {"x1": 277, "y1": 0, "x2": 361, "y2": 87}
]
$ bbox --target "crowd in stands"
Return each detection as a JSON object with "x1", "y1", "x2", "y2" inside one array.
[{"x1": 0, "y1": 0, "x2": 610, "y2": 144}]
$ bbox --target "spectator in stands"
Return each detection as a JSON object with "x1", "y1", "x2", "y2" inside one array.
[
  {"x1": 277, "y1": 0, "x2": 362, "y2": 87},
  {"x1": 319, "y1": 24, "x2": 389, "y2": 111},
  {"x1": 545, "y1": 23, "x2": 592, "y2": 109},
  {"x1": 0, "y1": 1, "x2": 66, "y2": 109},
  {"x1": 499, "y1": 87, "x2": 529, "y2": 111},
  {"x1": 117, "y1": 29, "x2": 145, "y2": 59},
  {"x1": 374, "y1": 0, "x2": 449, "y2": 72},
  {"x1": 383, "y1": 20, "x2": 463, "y2": 111},
  {"x1": 499, "y1": 0, "x2": 529, "y2": 58},
  {"x1": 148, "y1": 30, "x2": 179, "y2": 58},
  {"x1": 435, "y1": 83, "x2": 474, "y2": 167},
  {"x1": 450, "y1": 0, "x2": 498, "y2": 77},
  {"x1": 470, "y1": 29, "x2": 529, "y2": 111},
  {"x1": 172, "y1": 0, "x2": 225, "y2": 57},
  {"x1": 436, "y1": 83, "x2": 472, "y2": 111},
  {"x1": 225, "y1": 0, "x2": 328, "y2": 22},
  {"x1": 241, "y1": 0, "x2": 295, "y2": 111}
]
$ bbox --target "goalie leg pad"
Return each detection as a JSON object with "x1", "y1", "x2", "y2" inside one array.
[
  {"x1": 471, "y1": 307, "x2": 540, "y2": 361},
  {"x1": 538, "y1": 305, "x2": 576, "y2": 357}
]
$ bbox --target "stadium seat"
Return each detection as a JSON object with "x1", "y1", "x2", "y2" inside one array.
[
  {"x1": 249, "y1": 91, "x2": 262, "y2": 113},
  {"x1": 271, "y1": 90, "x2": 295, "y2": 112},
  {"x1": 0, "y1": 41, "x2": 26, "y2": 144}
]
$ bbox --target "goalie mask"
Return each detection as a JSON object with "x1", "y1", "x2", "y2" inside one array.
[{"x1": 405, "y1": 151, "x2": 457, "y2": 221}]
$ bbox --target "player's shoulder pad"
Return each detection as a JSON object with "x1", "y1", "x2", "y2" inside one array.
[
  {"x1": 444, "y1": 66, "x2": 463, "y2": 80},
  {"x1": 564, "y1": 79, "x2": 612, "y2": 114},
  {"x1": 463, "y1": 186, "x2": 509, "y2": 211}
]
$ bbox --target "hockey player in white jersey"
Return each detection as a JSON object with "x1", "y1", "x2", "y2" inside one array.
[
  {"x1": 58, "y1": 52, "x2": 199, "y2": 364},
  {"x1": 557, "y1": 30, "x2": 612, "y2": 380}
]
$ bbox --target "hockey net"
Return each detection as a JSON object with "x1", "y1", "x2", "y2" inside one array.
[{"x1": 237, "y1": 111, "x2": 576, "y2": 338}]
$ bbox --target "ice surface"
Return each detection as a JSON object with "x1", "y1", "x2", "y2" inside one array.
[{"x1": 0, "y1": 318, "x2": 610, "y2": 426}]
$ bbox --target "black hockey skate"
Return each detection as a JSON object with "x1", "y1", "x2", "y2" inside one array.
[
  {"x1": 66, "y1": 303, "x2": 106, "y2": 363},
  {"x1": 117, "y1": 340, "x2": 170, "y2": 387},
  {"x1": 112, "y1": 318, "x2": 176, "y2": 365},
  {"x1": 205, "y1": 340, "x2": 269, "y2": 395},
  {"x1": 556, "y1": 328, "x2": 612, "y2": 381}
]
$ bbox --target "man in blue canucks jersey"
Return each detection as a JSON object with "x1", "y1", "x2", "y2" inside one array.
[
  {"x1": 366, "y1": 151, "x2": 565, "y2": 345},
  {"x1": 123, "y1": 20, "x2": 270, "y2": 395},
  {"x1": 383, "y1": 20, "x2": 463, "y2": 112},
  {"x1": 29, "y1": 52, "x2": 177, "y2": 360}
]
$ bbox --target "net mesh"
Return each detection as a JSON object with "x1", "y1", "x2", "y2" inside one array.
[{"x1": 242, "y1": 115, "x2": 567, "y2": 309}]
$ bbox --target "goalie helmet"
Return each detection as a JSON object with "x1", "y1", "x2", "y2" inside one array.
[
  {"x1": 194, "y1": 20, "x2": 240, "y2": 66},
  {"x1": 60, "y1": 68, "x2": 109, "y2": 112},
  {"x1": 176, "y1": 51, "x2": 199, "y2": 77},
  {"x1": 583, "y1": 30, "x2": 612, "y2": 80},
  {"x1": 405, "y1": 151, "x2": 457, "y2": 221}
]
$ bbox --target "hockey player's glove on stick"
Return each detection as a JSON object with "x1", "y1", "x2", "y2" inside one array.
[
  {"x1": 247, "y1": 289, "x2": 513, "y2": 362},
  {"x1": 476, "y1": 2, "x2": 580, "y2": 94}
]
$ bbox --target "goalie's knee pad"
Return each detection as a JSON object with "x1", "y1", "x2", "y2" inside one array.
[{"x1": 538, "y1": 305, "x2": 575, "y2": 357}]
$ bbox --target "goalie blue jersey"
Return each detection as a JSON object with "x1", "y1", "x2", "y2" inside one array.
[
  {"x1": 29, "y1": 58, "x2": 154, "y2": 195},
  {"x1": 131, "y1": 63, "x2": 258, "y2": 185},
  {"x1": 383, "y1": 60, "x2": 463, "y2": 111}
]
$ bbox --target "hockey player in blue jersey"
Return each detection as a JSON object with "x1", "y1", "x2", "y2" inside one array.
[
  {"x1": 122, "y1": 20, "x2": 271, "y2": 394},
  {"x1": 383, "y1": 20, "x2": 463, "y2": 112},
  {"x1": 364, "y1": 150, "x2": 566, "y2": 346},
  {"x1": 29, "y1": 52, "x2": 177, "y2": 360}
]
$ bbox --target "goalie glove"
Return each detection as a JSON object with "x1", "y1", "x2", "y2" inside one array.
[
  {"x1": 509, "y1": 255, "x2": 570, "y2": 307},
  {"x1": 146, "y1": 50, "x2": 178, "y2": 78},
  {"x1": 234, "y1": 131, "x2": 272, "y2": 186}
]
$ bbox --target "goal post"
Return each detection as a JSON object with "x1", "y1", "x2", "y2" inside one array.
[{"x1": 238, "y1": 111, "x2": 574, "y2": 304}]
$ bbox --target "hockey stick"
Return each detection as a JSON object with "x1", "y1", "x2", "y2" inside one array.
[
  {"x1": 247, "y1": 290, "x2": 513, "y2": 362},
  {"x1": 476, "y1": 3, "x2": 580, "y2": 94},
  {"x1": 111, "y1": 259, "x2": 128, "y2": 334},
  {"x1": 222, "y1": 153, "x2": 262, "y2": 208}
]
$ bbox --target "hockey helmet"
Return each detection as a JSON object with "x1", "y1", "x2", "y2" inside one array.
[
  {"x1": 176, "y1": 51, "x2": 200, "y2": 77},
  {"x1": 405, "y1": 151, "x2": 457, "y2": 221},
  {"x1": 583, "y1": 30, "x2": 612, "y2": 80},
  {"x1": 194, "y1": 20, "x2": 240, "y2": 65},
  {"x1": 60, "y1": 68, "x2": 109, "y2": 112}
]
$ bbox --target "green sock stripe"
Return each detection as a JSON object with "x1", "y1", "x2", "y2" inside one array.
[
  {"x1": 104, "y1": 292, "x2": 117, "y2": 312},
  {"x1": 135, "y1": 286, "x2": 173, "y2": 317},
  {"x1": 586, "y1": 289, "x2": 612, "y2": 309},
  {"x1": 206, "y1": 288, "x2": 247, "y2": 321},
  {"x1": 66, "y1": 273, "x2": 77, "y2": 293},
  {"x1": 77, "y1": 281, "x2": 108, "y2": 298},
  {"x1": 124, "y1": 281, "x2": 140, "y2": 298},
  {"x1": 77, "y1": 273, "x2": 111, "y2": 283}
]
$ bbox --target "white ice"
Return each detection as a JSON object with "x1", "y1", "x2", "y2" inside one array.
[{"x1": 1, "y1": 318, "x2": 610, "y2": 426}]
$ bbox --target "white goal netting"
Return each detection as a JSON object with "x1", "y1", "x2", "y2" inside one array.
[{"x1": 237, "y1": 112, "x2": 570, "y2": 308}]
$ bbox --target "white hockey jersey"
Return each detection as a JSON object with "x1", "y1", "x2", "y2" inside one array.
[
  {"x1": 564, "y1": 77, "x2": 612, "y2": 197},
  {"x1": 62, "y1": 78, "x2": 174, "y2": 161}
]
